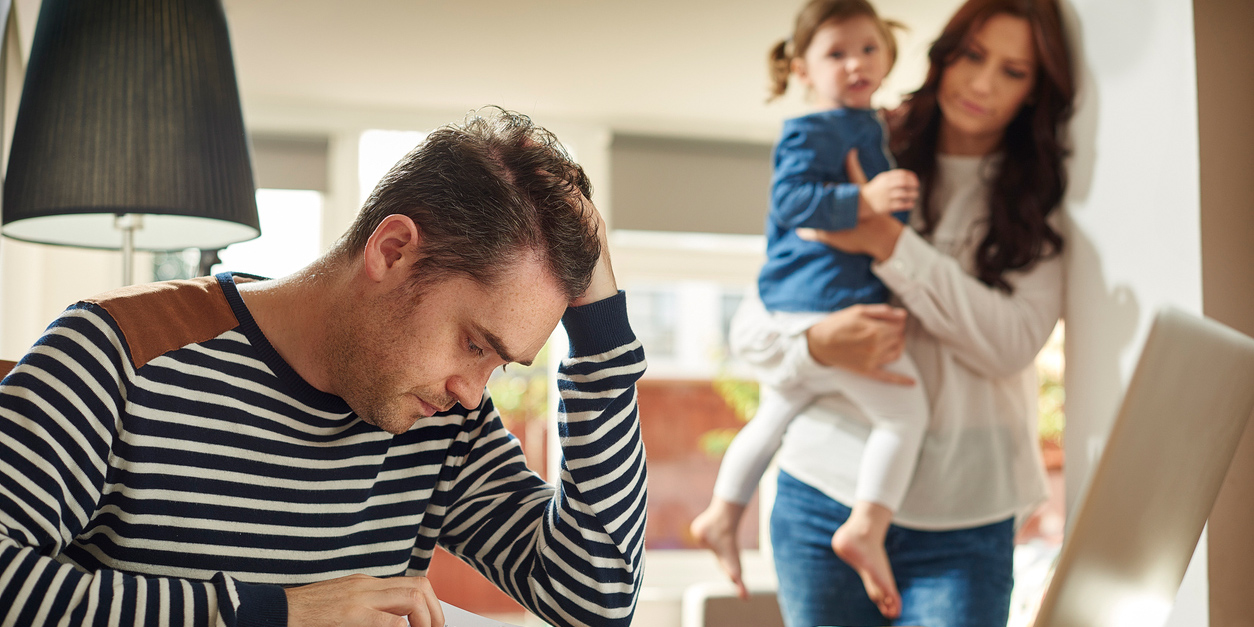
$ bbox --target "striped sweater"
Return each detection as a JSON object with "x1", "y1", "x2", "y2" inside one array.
[{"x1": 0, "y1": 273, "x2": 647, "y2": 626}]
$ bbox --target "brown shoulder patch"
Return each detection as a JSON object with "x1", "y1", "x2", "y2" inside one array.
[{"x1": 84, "y1": 276, "x2": 240, "y2": 370}]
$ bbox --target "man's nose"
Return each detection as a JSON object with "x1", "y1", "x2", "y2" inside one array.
[{"x1": 448, "y1": 367, "x2": 493, "y2": 410}]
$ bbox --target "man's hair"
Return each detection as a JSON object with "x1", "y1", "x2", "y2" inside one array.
[{"x1": 332, "y1": 107, "x2": 600, "y2": 300}]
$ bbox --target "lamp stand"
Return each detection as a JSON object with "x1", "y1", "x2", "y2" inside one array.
[{"x1": 114, "y1": 213, "x2": 143, "y2": 286}]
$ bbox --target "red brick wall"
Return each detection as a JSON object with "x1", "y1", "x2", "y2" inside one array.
[
  {"x1": 637, "y1": 379, "x2": 760, "y2": 550},
  {"x1": 428, "y1": 547, "x2": 525, "y2": 616}
]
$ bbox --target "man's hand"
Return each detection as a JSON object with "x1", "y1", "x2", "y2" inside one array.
[
  {"x1": 286, "y1": 574, "x2": 445, "y2": 627},
  {"x1": 571, "y1": 195, "x2": 618, "y2": 307},
  {"x1": 804, "y1": 304, "x2": 914, "y2": 385}
]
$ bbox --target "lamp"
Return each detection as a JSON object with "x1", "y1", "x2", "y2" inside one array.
[{"x1": 2, "y1": 0, "x2": 260, "y2": 285}]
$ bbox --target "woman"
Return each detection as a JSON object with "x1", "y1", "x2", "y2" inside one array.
[{"x1": 724, "y1": 0, "x2": 1075, "y2": 625}]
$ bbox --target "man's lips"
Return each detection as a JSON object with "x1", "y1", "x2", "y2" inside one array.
[{"x1": 412, "y1": 394, "x2": 446, "y2": 417}]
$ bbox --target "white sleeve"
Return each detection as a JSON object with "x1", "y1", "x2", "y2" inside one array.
[{"x1": 873, "y1": 227, "x2": 1063, "y2": 378}]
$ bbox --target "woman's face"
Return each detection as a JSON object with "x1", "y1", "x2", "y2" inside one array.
[{"x1": 937, "y1": 13, "x2": 1038, "y2": 155}]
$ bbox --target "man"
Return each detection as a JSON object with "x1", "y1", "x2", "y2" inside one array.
[{"x1": 0, "y1": 109, "x2": 646, "y2": 627}]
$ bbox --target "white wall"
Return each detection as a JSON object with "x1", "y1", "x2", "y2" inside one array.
[
  {"x1": 1062, "y1": 0, "x2": 1208, "y2": 623},
  {"x1": 0, "y1": 0, "x2": 153, "y2": 358}
]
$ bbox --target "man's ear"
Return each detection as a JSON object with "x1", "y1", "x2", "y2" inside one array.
[{"x1": 362, "y1": 215, "x2": 421, "y2": 283}]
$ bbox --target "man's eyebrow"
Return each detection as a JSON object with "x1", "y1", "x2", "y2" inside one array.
[{"x1": 477, "y1": 326, "x2": 531, "y2": 366}]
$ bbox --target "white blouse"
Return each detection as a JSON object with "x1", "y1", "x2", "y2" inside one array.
[{"x1": 736, "y1": 153, "x2": 1061, "y2": 530}]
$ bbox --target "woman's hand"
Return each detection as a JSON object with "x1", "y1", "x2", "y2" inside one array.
[
  {"x1": 796, "y1": 215, "x2": 903, "y2": 262},
  {"x1": 805, "y1": 304, "x2": 914, "y2": 385},
  {"x1": 796, "y1": 149, "x2": 907, "y2": 261}
]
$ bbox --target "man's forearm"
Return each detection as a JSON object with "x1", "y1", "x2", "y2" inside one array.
[
  {"x1": 535, "y1": 292, "x2": 647, "y2": 626},
  {"x1": 0, "y1": 537, "x2": 264, "y2": 625}
]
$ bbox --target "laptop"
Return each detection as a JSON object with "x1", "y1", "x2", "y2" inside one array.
[{"x1": 1033, "y1": 307, "x2": 1254, "y2": 627}]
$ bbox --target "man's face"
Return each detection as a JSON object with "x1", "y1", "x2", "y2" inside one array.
[{"x1": 329, "y1": 255, "x2": 568, "y2": 434}]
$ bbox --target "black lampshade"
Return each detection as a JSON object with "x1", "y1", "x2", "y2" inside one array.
[{"x1": 2, "y1": 0, "x2": 260, "y2": 251}]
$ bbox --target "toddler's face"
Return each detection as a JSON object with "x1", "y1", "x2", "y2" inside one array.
[{"x1": 794, "y1": 15, "x2": 891, "y2": 110}]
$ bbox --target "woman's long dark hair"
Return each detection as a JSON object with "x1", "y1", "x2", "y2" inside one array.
[{"x1": 893, "y1": 0, "x2": 1074, "y2": 292}]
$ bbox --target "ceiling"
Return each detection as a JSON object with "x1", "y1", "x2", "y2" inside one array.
[{"x1": 13, "y1": 0, "x2": 965, "y2": 139}]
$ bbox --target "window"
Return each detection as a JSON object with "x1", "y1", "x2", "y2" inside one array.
[
  {"x1": 152, "y1": 189, "x2": 323, "y2": 280},
  {"x1": 626, "y1": 287, "x2": 678, "y2": 360},
  {"x1": 152, "y1": 132, "x2": 329, "y2": 282},
  {"x1": 613, "y1": 229, "x2": 766, "y2": 552},
  {"x1": 212, "y1": 190, "x2": 323, "y2": 278}
]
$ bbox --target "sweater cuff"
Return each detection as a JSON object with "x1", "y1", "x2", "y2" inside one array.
[
  {"x1": 234, "y1": 582, "x2": 288, "y2": 627},
  {"x1": 827, "y1": 183, "x2": 861, "y2": 231},
  {"x1": 872, "y1": 227, "x2": 938, "y2": 292},
  {"x1": 562, "y1": 290, "x2": 635, "y2": 357}
]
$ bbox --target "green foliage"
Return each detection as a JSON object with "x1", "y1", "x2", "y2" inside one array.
[
  {"x1": 698, "y1": 374, "x2": 761, "y2": 459},
  {"x1": 698, "y1": 427, "x2": 741, "y2": 459},
  {"x1": 486, "y1": 344, "x2": 549, "y2": 425},
  {"x1": 1036, "y1": 322, "x2": 1066, "y2": 446},
  {"x1": 1037, "y1": 368, "x2": 1065, "y2": 446},
  {"x1": 712, "y1": 375, "x2": 759, "y2": 424}
]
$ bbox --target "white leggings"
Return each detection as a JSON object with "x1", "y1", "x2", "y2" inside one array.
[{"x1": 713, "y1": 311, "x2": 929, "y2": 511}]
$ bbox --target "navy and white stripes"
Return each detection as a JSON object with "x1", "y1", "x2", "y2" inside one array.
[{"x1": 0, "y1": 276, "x2": 647, "y2": 626}]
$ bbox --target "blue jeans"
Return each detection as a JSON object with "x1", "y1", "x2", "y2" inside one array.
[{"x1": 771, "y1": 471, "x2": 1014, "y2": 627}]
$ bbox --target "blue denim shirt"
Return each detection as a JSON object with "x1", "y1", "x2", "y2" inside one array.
[{"x1": 757, "y1": 108, "x2": 908, "y2": 312}]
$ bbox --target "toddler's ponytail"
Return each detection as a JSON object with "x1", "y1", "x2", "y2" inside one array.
[{"x1": 767, "y1": 39, "x2": 792, "y2": 101}]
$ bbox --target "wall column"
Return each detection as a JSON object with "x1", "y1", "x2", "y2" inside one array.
[{"x1": 1194, "y1": 0, "x2": 1254, "y2": 624}]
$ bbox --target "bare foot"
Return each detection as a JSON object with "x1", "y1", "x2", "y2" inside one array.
[
  {"x1": 690, "y1": 499, "x2": 749, "y2": 600},
  {"x1": 831, "y1": 503, "x2": 901, "y2": 618}
]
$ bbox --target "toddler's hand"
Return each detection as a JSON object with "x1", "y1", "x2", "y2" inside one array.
[{"x1": 846, "y1": 149, "x2": 919, "y2": 217}]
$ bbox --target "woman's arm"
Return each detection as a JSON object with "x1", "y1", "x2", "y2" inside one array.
[
  {"x1": 729, "y1": 295, "x2": 912, "y2": 389},
  {"x1": 877, "y1": 227, "x2": 1062, "y2": 377},
  {"x1": 799, "y1": 218, "x2": 1062, "y2": 378}
]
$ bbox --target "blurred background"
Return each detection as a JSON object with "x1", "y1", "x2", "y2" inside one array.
[{"x1": 2, "y1": 0, "x2": 1250, "y2": 625}]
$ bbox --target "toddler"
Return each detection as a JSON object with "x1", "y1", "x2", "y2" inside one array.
[{"x1": 691, "y1": 0, "x2": 923, "y2": 618}]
